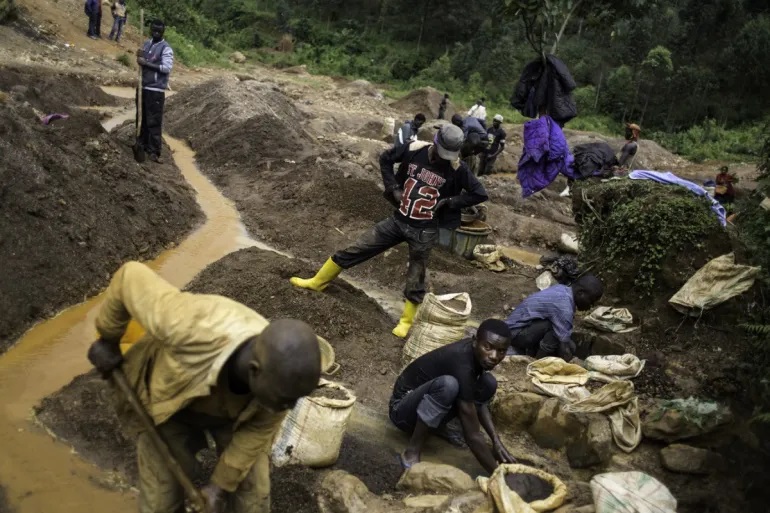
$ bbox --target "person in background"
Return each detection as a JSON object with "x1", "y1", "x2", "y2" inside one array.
[
  {"x1": 714, "y1": 165, "x2": 736, "y2": 204},
  {"x1": 394, "y1": 113, "x2": 426, "y2": 150},
  {"x1": 618, "y1": 123, "x2": 641, "y2": 170},
  {"x1": 505, "y1": 274, "x2": 604, "y2": 360},
  {"x1": 389, "y1": 319, "x2": 517, "y2": 471},
  {"x1": 438, "y1": 93, "x2": 449, "y2": 120},
  {"x1": 478, "y1": 114, "x2": 506, "y2": 176},
  {"x1": 108, "y1": 0, "x2": 127, "y2": 42},
  {"x1": 452, "y1": 114, "x2": 488, "y2": 176},
  {"x1": 467, "y1": 98, "x2": 487, "y2": 124},
  {"x1": 136, "y1": 19, "x2": 174, "y2": 163},
  {"x1": 84, "y1": 0, "x2": 100, "y2": 39}
]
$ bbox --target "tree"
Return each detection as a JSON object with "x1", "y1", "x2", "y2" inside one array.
[{"x1": 638, "y1": 45, "x2": 673, "y2": 125}]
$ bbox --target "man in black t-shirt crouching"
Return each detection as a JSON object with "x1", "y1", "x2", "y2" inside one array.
[{"x1": 389, "y1": 319, "x2": 516, "y2": 472}]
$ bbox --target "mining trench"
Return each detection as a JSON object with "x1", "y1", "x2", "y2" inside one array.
[{"x1": 0, "y1": 90, "x2": 484, "y2": 512}]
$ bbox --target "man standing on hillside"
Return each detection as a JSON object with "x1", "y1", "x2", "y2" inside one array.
[
  {"x1": 108, "y1": 0, "x2": 128, "y2": 42},
  {"x1": 478, "y1": 114, "x2": 506, "y2": 176},
  {"x1": 452, "y1": 114, "x2": 488, "y2": 175},
  {"x1": 87, "y1": 262, "x2": 322, "y2": 513},
  {"x1": 389, "y1": 319, "x2": 517, "y2": 470},
  {"x1": 84, "y1": 0, "x2": 100, "y2": 38},
  {"x1": 618, "y1": 123, "x2": 641, "y2": 170},
  {"x1": 395, "y1": 113, "x2": 426, "y2": 150},
  {"x1": 136, "y1": 20, "x2": 174, "y2": 164},
  {"x1": 438, "y1": 93, "x2": 449, "y2": 120},
  {"x1": 467, "y1": 98, "x2": 487, "y2": 124},
  {"x1": 505, "y1": 274, "x2": 604, "y2": 360},
  {"x1": 290, "y1": 124, "x2": 488, "y2": 338}
]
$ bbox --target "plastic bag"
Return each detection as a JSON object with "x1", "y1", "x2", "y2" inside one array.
[
  {"x1": 476, "y1": 464, "x2": 567, "y2": 513},
  {"x1": 591, "y1": 472, "x2": 676, "y2": 513},
  {"x1": 643, "y1": 397, "x2": 732, "y2": 442},
  {"x1": 583, "y1": 307, "x2": 638, "y2": 333},
  {"x1": 473, "y1": 244, "x2": 507, "y2": 272},
  {"x1": 403, "y1": 293, "x2": 472, "y2": 363},
  {"x1": 271, "y1": 380, "x2": 356, "y2": 467},
  {"x1": 669, "y1": 253, "x2": 760, "y2": 315}
]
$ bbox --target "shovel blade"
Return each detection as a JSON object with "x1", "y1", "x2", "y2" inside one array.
[{"x1": 133, "y1": 141, "x2": 146, "y2": 163}]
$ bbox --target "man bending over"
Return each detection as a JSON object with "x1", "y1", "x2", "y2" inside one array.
[
  {"x1": 505, "y1": 274, "x2": 603, "y2": 360},
  {"x1": 88, "y1": 262, "x2": 322, "y2": 513}
]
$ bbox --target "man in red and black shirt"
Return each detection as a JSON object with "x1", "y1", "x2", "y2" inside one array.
[{"x1": 290, "y1": 124, "x2": 488, "y2": 337}]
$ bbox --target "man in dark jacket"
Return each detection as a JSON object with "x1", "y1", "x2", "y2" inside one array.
[
  {"x1": 136, "y1": 20, "x2": 174, "y2": 163},
  {"x1": 438, "y1": 93, "x2": 449, "y2": 120},
  {"x1": 478, "y1": 114, "x2": 506, "y2": 176},
  {"x1": 290, "y1": 124, "x2": 488, "y2": 338},
  {"x1": 85, "y1": 0, "x2": 100, "y2": 38}
]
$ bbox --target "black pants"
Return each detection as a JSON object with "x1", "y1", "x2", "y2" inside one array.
[
  {"x1": 96, "y1": 10, "x2": 102, "y2": 36},
  {"x1": 137, "y1": 89, "x2": 166, "y2": 158},
  {"x1": 87, "y1": 12, "x2": 99, "y2": 36},
  {"x1": 332, "y1": 216, "x2": 437, "y2": 303},
  {"x1": 510, "y1": 319, "x2": 575, "y2": 359},
  {"x1": 389, "y1": 374, "x2": 497, "y2": 431},
  {"x1": 478, "y1": 153, "x2": 498, "y2": 176}
]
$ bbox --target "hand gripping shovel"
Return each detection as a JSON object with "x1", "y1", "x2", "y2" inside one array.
[
  {"x1": 132, "y1": 8, "x2": 146, "y2": 163},
  {"x1": 111, "y1": 367, "x2": 209, "y2": 513}
]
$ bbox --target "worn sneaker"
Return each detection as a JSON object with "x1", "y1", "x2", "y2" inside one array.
[{"x1": 149, "y1": 154, "x2": 163, "y2": 164}]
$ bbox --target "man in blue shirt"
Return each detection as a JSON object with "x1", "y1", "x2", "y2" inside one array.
[{"x1": 505, "y1": 274, "x2": 603, "y2": 360}]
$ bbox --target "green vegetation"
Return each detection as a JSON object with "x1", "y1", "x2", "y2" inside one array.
[
  {"x1": 116, "y1": 53, "x2": 132, "y2": 67},
  {"x1": 577, "y1": 180, "x2": 722, "y2": 296},
  {"x1": 0, "y1": 0, "x2": 17, "y2": 22},
  {"x1": 125, "y1": 0, "x2": 769, "y2": 161}
]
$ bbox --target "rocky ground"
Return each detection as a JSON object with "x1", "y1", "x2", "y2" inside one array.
[{"x1": 2, "y1": 1, "x2": 768, "y2": 512}]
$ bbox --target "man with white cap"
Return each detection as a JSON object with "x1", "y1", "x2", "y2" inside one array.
[
  {"x1": 290, "y1": 124, "x2": 488, "y2": 338},
  {"x1": 479, "y1": 114, "x2": 506, "y2": 176}
]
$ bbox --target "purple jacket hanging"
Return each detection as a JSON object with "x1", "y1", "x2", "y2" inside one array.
[{"x1": 517, "y1": 115, "x2": 576, "y2": 197}]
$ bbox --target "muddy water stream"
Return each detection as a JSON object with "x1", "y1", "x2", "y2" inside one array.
[{"x1": 0, "y1": 96, "x2": 475, "y2": 512}]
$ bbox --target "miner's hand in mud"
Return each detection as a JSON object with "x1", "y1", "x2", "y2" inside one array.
[{"x1": 87, "y1": 338, "x2": 123, "y2": 377}]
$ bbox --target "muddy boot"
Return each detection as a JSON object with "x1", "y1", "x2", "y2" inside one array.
[
  {"x1": 392, "y1": 300, "x2": 418, "y2": 338},
  {"x1": 290, "y1": 258, "x2": 342, "y2": 292}
]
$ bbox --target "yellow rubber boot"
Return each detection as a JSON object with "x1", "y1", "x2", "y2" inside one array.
[
  {"x1": 290, "y1": 258, "x2": 343, "y2": 292},
  {"x1": 392, "y1": 300, "x2": 419, "y2": 338}
]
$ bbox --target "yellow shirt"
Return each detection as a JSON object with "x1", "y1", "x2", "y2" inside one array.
[{"x1": 96, "y1": 262, "x2": 290, "y2": 492}]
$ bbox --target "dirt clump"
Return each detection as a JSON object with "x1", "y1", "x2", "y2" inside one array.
[
  {"x1": 310, "y1": 386, "x2": 350, "y2": 401},
  {"x1": 0, "y1": 67, "x2": 202, "y2": 352},
  {"x1": 390, "y1": 87, "x2": 461, "y2": 120},
  {"x1": 504, "y1": 473, "x2": 553, "y2": 502},
  {"x1": 164, "y1": 77, "x2": 318, "y2": 167}
]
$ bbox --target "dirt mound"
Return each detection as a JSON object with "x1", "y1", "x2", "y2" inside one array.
[
  {"x1": 0, "y1": 65, "x2": 119, "y2": 112},
  {"x1": 185, "y1": 247, "x2": 401, "y2": 405},
  {"x1": 165, "y1": 77, "x2": 318, "y2": 166},
  {"x1": 391, "y1": 87, "x2": 461, "y2": 120},
  {"x1": 0, "y1": 69, "x2": 202, "y2": 352}
]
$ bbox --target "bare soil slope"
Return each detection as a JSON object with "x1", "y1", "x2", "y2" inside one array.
[{"x1": 0, "y1": 66, "x2": 202, "y2": 351}]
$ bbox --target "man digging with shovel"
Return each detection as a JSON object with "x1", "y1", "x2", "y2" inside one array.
[
  {"x1": 290, "y1": 124, "x2": 488, "y2": 338},
  {"x1": 135, "y1": 19, "x2": 174, "y2": 164},
  {"x1": 88, "y1": 262, "x2": 322, "y2": 513}
]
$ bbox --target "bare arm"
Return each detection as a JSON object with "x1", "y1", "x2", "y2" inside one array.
[
  {"x1": 478, "y1": 404, "x2": 516, "y2": 464},
  {"x1": 457, "y1": 400, "x2": 498, "y2": 473}
]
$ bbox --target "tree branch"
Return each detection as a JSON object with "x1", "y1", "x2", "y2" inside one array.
[{"x1": 551, "y1": 0, "x2": 583, "y2": 55}]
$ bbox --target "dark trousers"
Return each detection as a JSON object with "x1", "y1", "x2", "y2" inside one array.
[
  {"x1": 510, "y1": 319, "x2": 575, "y2": 359},
  {"x1": 137, "y1": 89, "x2": 166, "y2": 158},
  {"x1": 389, "y1": 374, "x2": 497, "y2": 431},
  {"x1": 87, "y1": 12, "x2": 99, "y2": 36},
  {"x1": 478, "y1": 153, "x2": 498, "y2": 176},
  {"x1": 332, "y1": 216, "x2": 437, "y2": 303},
  {"x1": 96, "y1": 10, "x2": 102, "y2": 36},
  {"x1": 109, "y1": 16, "x2": 125, "y2": 41}
]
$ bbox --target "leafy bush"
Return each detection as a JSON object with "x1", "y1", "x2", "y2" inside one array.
[
  {"x1": 578, "y1": 180, "x2": 723, "y2": 296},
  {"x1": 116, "y1": 53, "x2": 132, "y2": 67}
]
